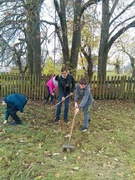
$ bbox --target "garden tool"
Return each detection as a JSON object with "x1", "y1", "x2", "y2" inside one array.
[
  {"x1": 50, "y1": 93, "x2": 72, "y2": 121},
  {"x1": 62, "y1": 112, "x2": 76, "y2": 152},
  {"x1": 53, "y1": 93, "x2": 72, "y2": 108}
]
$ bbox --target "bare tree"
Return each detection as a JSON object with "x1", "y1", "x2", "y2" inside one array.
[
  {"x1": 121, "y1": 46, "x2": 135, "y2": 77},
  {"x1": 98, "y1": 0, "x2": 135, "y2": 80},
  {"x1": 0, "y1": 0, "x2": 44, "y2": 75},
  {"x1": 53, "y1": 0, "x2": 101, "y2": 74}
]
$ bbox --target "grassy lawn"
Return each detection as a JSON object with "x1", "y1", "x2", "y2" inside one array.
[{"x1": 0, "y1": 100, "x2": 135, "y2": 180}]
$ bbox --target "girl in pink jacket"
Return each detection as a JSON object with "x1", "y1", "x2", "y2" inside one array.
[{"x1": 45, "y1": 75, "x2": 59, "y2": 104}]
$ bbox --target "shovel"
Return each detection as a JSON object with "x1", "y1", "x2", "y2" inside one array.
[
  {"x1": 62, "y1": 112, "x2": 76, "y2": 152},
  {"x1": 53, "y1": 93, "x2": 72, "y2": 108}
]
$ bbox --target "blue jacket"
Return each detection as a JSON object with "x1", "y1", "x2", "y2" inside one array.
[
  {"x1": 74, "y1": 84, "x2": 93, "y2": 109},
  {"x1": 5, "y1": 94, "x2": 27, "y2": 113}
]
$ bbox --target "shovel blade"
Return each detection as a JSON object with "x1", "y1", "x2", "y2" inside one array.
[{"x1": 62, "y1": 144, "x2": 74, "y2": 149}]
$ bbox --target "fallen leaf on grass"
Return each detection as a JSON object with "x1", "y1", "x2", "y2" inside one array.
[
  {"x1": 64, "y1": 156, "x2": 67, "y2": 160},
  {"x1": 73, "y1": 167, "x2": 79, "y2": 170},
  {"x1": 44, "y1": 151, "x2": 52, "y2": 157},
  {"x1": 18, "y1": 138, "x2": 26, "y2": 143},
  {"x1": 77, "y1": 144, "x2": 80, "y2": 147},
  {"x1": 53, "y1": 153, "x2": 59, "y2": 156},
  {"x1": 38, "y1": 143, "x2": 42, "y2": 148},
  {"x1": 130, "y1": 166, "x2": 135, "y2": 171},
  {"x1": 34, "y1": 176, "x2": 43, "y2": 180},
  {"x1": 81, "y1": 149, "x2": 85, "y2": 153},
  {"x1": 117, "y1": 172, "x2": 124, "y2": 177},
  {"x1": 23, "y1": 162, "x2": 30, "y2": 168},
  {"x1": 55, "y1": 172, "x2": 61, "y2": 178}
]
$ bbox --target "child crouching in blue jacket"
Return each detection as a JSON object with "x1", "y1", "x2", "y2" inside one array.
[
  {"x1": 3, "y1": 94, "x2": 27, "y2": 126},
  {"x1": 74, "y1": 78, "x2": 93, "y2": 132}
]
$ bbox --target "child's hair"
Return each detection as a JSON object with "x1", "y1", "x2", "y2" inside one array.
[
  {"x1": 79, "y1": 78, "x2": 87, "y2": 85},
  {"x1": 61, "y1": 66, "x2": 68, "y2": 72},
  {"x1": 55, "y1": 75, "x2": 59, "y2": 81}
]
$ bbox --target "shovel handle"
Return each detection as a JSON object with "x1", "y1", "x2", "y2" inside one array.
[
  {"x1": 54, "y1": 93, "x2": 72, "y2": 107},
  {"x1": 68, "y1": 113, "x2": 76, "y2": 143}
]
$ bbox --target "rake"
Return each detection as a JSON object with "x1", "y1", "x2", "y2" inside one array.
[{"x1": 62, "y1": 112, "x2": 76, "y2": 152}]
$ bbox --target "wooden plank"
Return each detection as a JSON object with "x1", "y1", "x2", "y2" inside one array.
[
  {"x1": 95, "y1": 77, "x2": 99, "y2": 99},
  {"x1": 92, "y1": 76, "x2": 96, "y2": 99},
  {"x1": 115, "y1": 76, "x2": 120, "y2": 99},
  {"x1": 131, "y1": 77, "x2": 135, "y2": 99},
  {"x1": 127, "y1": 76, "x2": 133, "y2": 99},
  {"x1": 105, "y1": 76, "x2": 109, "y2": 99}
]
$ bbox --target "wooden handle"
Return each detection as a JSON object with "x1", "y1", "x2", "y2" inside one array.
[{"x1": 54, "y1": 93, "x2": 71, "y2": 107}]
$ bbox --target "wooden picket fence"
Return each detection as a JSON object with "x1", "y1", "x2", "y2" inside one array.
[{"x1": 0, "y1": 73, "x2": 135, "y2": 100}]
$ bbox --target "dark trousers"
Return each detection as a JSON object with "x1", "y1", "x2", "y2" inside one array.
[
  {"x1": 7, "y1": 106, "x2": 21, "y2": 124},
  {"x1": 56, "y1": 93, "x2": 70, "y2": 119},
  {"x1": 46, "y1": 86, "x2": 54, "y2": 103}
]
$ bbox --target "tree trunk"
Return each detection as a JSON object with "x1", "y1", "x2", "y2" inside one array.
[
  {"x1": 54, "y1": 0, "x2": 69, "y2": 65},
  {"x1": 59, "y1": 0, "x2": 70, "y2": 65},
  {"x1": 70, "y1": 0, "x2": 81, "y2": 74},
  {"x1": 81, "y1": 46, "x2": 93, "y2": 82},
  {"x1": 98, "y1": 0, "x2": 110, "y2": 80},
  {"x1": 25, "y1": 0, "x2": 42, "y2": 75},
  {"x1": 130, "y1": 57, "x2": 135, "y2": 77}
]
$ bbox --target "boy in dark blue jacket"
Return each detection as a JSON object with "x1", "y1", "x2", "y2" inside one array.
[
  {"x1": 54, "y1": 67, "x2": 75, "y2": 123},
  {"x1": 3, "y1": 94, "x2": 27, "y2": 126},
  {"x1": 74, "y1": 78, "x2": 93, "y2": 132}
]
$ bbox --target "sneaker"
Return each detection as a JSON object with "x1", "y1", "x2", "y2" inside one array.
[
  {"x1": 54, "y1": 118, "x2": 60, "y2": 122},
  {"x1": 88, "y1": 119, "x2": 91, "y2": 122},
  {"x1": 80, "y1": 127, "x2": 87, "y2": 132},
  {"x1": 64, "y1": 118, "x2": 68, "y2": 123},
  {"x1": 11, "y1": 122, "x2": 21, "y2": 126}
]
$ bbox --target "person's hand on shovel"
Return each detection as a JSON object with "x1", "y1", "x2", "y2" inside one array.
[
  {"x1": 62, "y1": 97, "x2": 65, "y2": 101},
  {"x1": 70, "y1": 92, "x2": 73, "y2": 96},
  {"x1": 51, "y1": 93, "x2": 72, "y2": 110},
  {"x1": 62, "y1": 92, "x2": 73, "y2": 101},
  {"x1": 50, "y1": 96, "x2": 66, "y2": 110}
]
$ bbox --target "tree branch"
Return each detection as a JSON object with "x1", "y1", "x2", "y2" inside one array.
[
  {"x1": 108, "y1": 20, "x2": 135, "y2": 51},
  {"x1": 109, "y1": 15, "x2": 135, "y2": 37},
  {"x1": 41, "y1": 20, "x2": 56, "y2": 26},
  {"x1": 109, "y1": 0, "x2": 119, "y2": 16},
  {"x1": 110, "y1": 0, "x2": 135, "y2": 26},
  {"x1": 81, "y1": 0, "x2": 101, "y2": 16}
]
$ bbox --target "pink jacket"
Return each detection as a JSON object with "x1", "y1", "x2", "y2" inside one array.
[{"x1": 46, "y1": 76, "x2": 58, "y2": 95}]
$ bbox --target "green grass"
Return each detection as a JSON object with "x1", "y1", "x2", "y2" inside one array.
[{"x1": 0, "y1": 100, "x2": 135, "y2": 180}]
